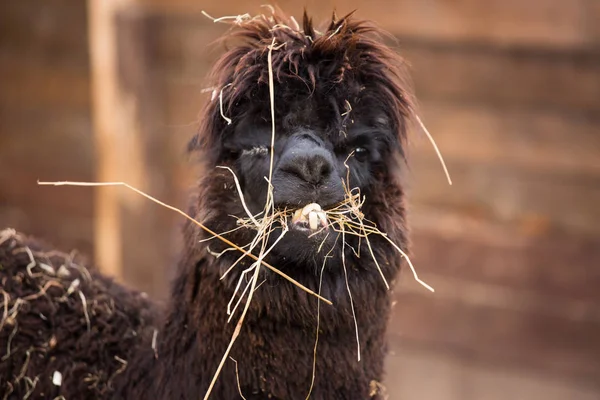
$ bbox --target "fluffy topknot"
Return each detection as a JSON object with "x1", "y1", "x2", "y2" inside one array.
[{"x1": 191, "y1": 10, "x2": 414, "y2": 155}]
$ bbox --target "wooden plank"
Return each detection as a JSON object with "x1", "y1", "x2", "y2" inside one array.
[
  {"x1": 384, "y1": 348, "x2": 462, "y2": 400},
  {"x1": 87, "y1": 0, "x2": 134, "y2": 282},
  {"x1": 0, "y1": 107, "x2": 94, "y2": 249},
  {"x1": 384, "y1": 347, "x2": 600, "y2": 400},
  {"x1": 0, "y1": 58, "x2": 90, "y2": 110},
  {"x1": 88, "y1": 3, "x2": 178, "y2": 297},
  {"x1": 0, "y1": 205, "x2": 94, "y2": 260},
  {"x1": 408, "y1": 272, "x2": 600, "y2": 323},
  {"x1": 0, "y1": 170, "x2": 93, "y2": 222},
  {"x1": 150, "y1": 14, "x2": 600, "y2": 113},
  {"x1": 410, "y1": 102, "x2": 600, "y2": 175},
  {"x1": 116, "y1": 9, "x2": 179, "y2": 298},
  {"x1": 409, "y1": 156, "x2": 600, "y2": 236},
  {"x1": 409, "y1": 227, "x2": 600, "y2": 304},
  {"x1": 591, "y1": 2, "x2": 600, "y2": 43},
  {"x1": 0, "y1": 0, "x2": 89, "y2": 62},
  {"x1": 0, "y1": 107, "x2": 91, "y2": 140},
  {"x1": 403, "y1": 44, "x2": 600, "y2": 112},
  {"x1": 137, "y1": 0, "x2": 598, "y2": 50},
  {"x1": 388, "y1": 291, "x2": 600, "y2": 385},
  {"x1": 0, "y1": 113, "x2": 93, "y2": 212}
]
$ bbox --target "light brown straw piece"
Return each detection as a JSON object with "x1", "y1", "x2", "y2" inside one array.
[
  {"x1": 414, "y1": 114, "x2": 452, "y2": 186},
  {"x1": 37, "y1": 180, "x2": 332, "y2": 305}
]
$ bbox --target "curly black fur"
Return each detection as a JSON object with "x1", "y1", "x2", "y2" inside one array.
[
  {"x1": 0, "y1": 229, "x2": 158, "y2": 399},
  {"x1": 1, "y1": 10, "x2": 413, "y2": 400}
]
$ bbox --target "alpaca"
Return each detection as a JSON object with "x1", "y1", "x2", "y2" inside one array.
[{"x1": 1, "y1": 11, "x2": 414, "y2": 399}]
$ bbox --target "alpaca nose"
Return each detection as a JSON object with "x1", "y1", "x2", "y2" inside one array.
[
  {"x1": 279, "y1": 134, "x2": 333, "y2": 185},
  {"x1": 282, "y1": 152, "x2": 332, "y2": 185}
]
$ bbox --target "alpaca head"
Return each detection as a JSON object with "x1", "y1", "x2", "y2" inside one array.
[{"x1": 188, "y1": 11, "x2": 413, "y2": 309}]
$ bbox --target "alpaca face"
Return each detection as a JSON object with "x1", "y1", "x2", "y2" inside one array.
[
  {"x1": 222, "y1": 105, "x2": 395, "y2": 223},
  {"x1": 212, "y1": 84, "x2": 402, "y2": 257},
  {"x1": 191, "y1": 13, "x2": 412, "y2": 286}
]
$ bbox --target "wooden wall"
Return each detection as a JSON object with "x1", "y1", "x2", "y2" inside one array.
[
  {"x1": 1, "y1": 1, "x2": 599, "y2": 399},
  {"x1": 0, "y1": 0, "x2": 94, "y2": 256}
]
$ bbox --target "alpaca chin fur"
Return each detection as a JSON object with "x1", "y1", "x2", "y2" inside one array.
[{"x1": 1, "y1": 10, "x2": 413, "y2": 400}]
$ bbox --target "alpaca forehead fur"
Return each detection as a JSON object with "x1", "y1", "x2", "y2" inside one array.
[{"x1": 191, "y1": 11, "x2": 414, "y2": 156}]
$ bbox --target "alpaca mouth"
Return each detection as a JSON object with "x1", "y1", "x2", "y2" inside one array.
[{"x1": 290, "y1": 203, "x2": 328, "y2": 233}]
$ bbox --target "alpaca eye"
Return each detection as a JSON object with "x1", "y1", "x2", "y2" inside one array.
[{"x1": 353, "y1": 147, "x2": 368, "y2": 160}]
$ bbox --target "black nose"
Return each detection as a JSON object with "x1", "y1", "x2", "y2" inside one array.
[
  {"x1": 279, "y1": 135, "x2": 333, "y2": 185},
  {"x1": 282, "y1": 153, "x2": 332, "y2": 184}
]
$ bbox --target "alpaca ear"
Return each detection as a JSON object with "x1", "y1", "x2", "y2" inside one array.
[
  {"x1": 329, "y1": 10, "x2": 338, "y2": 30},
  {"x1": 186, "y1": 134, "x2": 203, "y2": 153},
  {"x1": 302, "y1": 10, "x2": 315, "y2": 39}
]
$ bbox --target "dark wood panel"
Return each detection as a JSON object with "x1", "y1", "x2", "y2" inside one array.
[
  {"x1": 411, "y1": 102, "x2": 600, "y2": 175},
  {"x1": 0, "y1": 58, "x2": 90, "y2": 110},
  {"x1": 410, "y1": 229, "x2": 600, "y2": 303},
  {"x1": 141, "y1": 0, "x2": 598, "y2": 50},
  {"x1": 0, "y1": 108, "x2": 92, "y2": 150},
  {"x1": 151, "y1": 14, "x2": 600, "y2": 118},
  {"x1": 409, "y1": 156, "x2": 600, "y2": 236},
  {"x1": 388, "y1": 291, "x2": 600, "y2": 385},
  {"x1": 0, "y1": 205, "x2": 94, "y2": 260},
  {"x1": 384, "y1": 346, "x2": 600, "y2": 400},
  {"x1": 0, "y1": 0, "x2": 88, "y2": 62},
  {"x1": 0, "y1": 169, "x2": 93, "y2": 219},
  {"x1": 0, "y1": 107, "x2": 93, "y2": 216},
  {"x1": 405, "y1": 45, "x2": 600, "y2": 112}
]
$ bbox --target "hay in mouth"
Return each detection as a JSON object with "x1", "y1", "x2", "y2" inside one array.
[{"x1": 291, "y1": 203, "x2": 328, "y2": 232}]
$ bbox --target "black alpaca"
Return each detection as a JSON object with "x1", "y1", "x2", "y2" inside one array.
[{"x1": 1, "y1": 11, "x2": 413, "y2": 399}]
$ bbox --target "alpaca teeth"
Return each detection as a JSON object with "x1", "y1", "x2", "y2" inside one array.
[
  {"x1": 308, "y1": 211, "x2": 319, "y2": 230},
  {"x1": 301, "y1": 203, "x2": 322, "y2": 216},
  {"x1": 291, "y1": 203, "x2": 327, "y2": 231},
  {"x1": 292, "y1": 209, "x2": 303, "y2": 224},
  {"x1": 318, "y1": 211, "x2": 328, "y2": 228}
]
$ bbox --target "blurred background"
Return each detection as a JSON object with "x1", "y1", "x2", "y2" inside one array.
[{"x1": 1, "y1": 0, "x2": 599, "y2": 398}]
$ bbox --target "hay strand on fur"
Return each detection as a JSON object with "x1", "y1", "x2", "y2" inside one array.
[
  {"x1": 230, "y1": 357, "x2": 247, "y2": 400},
  {"x1": 306, "y1": 237, "x2": 339, "y2": 399},
  {"x1": 37, "y1": 180, "x2": 332, "y2": 305},
  {"x1": 203, "y1": 35, "x2": 284, "y2": 400}
]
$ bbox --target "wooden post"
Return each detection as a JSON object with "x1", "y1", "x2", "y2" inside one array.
[
  {"x1": 88, "y1": 0, "x2": 131, "y2": 281},
  {"x1": 87, "y1": 1, "x2": 172, "y2": 297}
]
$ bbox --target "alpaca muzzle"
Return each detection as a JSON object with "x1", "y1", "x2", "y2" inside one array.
[{"x1": 272, "y1": 132, "x2": 345, "y2": 210}]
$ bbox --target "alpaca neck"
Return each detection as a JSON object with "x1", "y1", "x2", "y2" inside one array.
[{"x1": 131, "y1": 249, "x2": 392, "y2": 400}]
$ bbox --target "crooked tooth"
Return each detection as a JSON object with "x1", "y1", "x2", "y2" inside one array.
[
  {"x1": 292, "y1": 209, "x2": 303, "y2": 224},
  {"x1": 318, "y1": 211, "x2": 328, "y2": 228},
  {"x1": 308, "y1": 211, "x2": 319, "y2": 230},
  {"x1": 301, "y1": 203, "x2": 322, "y2": 216},
  {"x1": 301, "y1": 204, "x2": 313, "y2": 217}
]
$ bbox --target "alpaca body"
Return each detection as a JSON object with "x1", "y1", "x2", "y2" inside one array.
[{"x1": 0, "y1": 229, "x2": 157, "y2": 398}]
